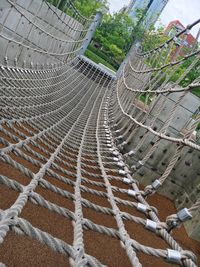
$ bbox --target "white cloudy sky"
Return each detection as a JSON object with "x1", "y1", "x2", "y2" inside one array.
[{"x1": 107, "y1": 0, "x2": 200, "y2": 36}]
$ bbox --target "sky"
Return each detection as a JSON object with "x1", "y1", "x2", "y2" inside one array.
[{"x1": 107, "y1": 0, "x2": 200, "y2": 36}]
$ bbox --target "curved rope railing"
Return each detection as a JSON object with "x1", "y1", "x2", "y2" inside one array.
[
  {"x1": 136, "y1": 18, "x2": 200, "y2": 56},
  {"x1": 44, "y1": 0, "x2": 93, "y2": 32},
  {"x1": 111, "y1": 18, "x2": 200, "y2": 246},
  {"x1": 0, "y1": 0, "x2": 96, "y2": 69}
]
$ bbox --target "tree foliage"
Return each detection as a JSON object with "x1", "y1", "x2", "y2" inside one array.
[
  {"x1": 48, "y1": 0, "x2": 107, "y2": 17},
  {"x1": 46, "y1": 0, "x2": 200, "y2": 96},
  {"x1": 93, "y1": 12, "x2": 135, "y2": 63},
  {"x1": 74, "y1": 0, "x2": 107, "y2": 17},
  {"x1": 141, "y1": 27, "x2": 169, "y2": 52}
]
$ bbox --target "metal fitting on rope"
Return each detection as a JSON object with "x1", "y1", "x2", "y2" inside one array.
[
  {"x1": 123, "y1": 178, "x2": 133, "y2": 184},
  {"x1": 131, "y1": 164, "x2": 136, "y2": 171},
  {"x1": 124, "y1": 166, "x2": 131, "y2": 174},
  {"x1": 113, "y1": 157, "x2": 119, "y2": 162},
  {"x1": 127, "y1": 189, "x2": 137, "y2": 197},
  {"x1": 119, "y1": 170, "x2": 126, "y2": 175},
  {"x1": 166, "y1": 249, "x2": 181, "y2": 264},
  {"x1": 143, "y1": 182, "x2": 161, "y2": 197},
  {"x1": 112, "y1": 151, "x2": 119, "y2": 156},
  {"x1": 137, "y1": 203, "x2": 148, "y2": 213},
  {"x1": 145, "y1": 219, "x2": 157, "y2": 232},
  {"x1": 151, "y1": 179, "x2": 162, "y2": 190},
  {"x1": 128, "y1": 150, "x2": 135, "y2": 156},
  {"x1": 135, "y1": 161, "x2": 144, "y2": 169},
  {"x1": 177, "y1": 208, "x2": 192, "y2": 222},
  {"x1": 117, "y1": 161, "x2": 125, "y2": 167}
]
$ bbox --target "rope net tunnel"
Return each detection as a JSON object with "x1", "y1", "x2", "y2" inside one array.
[{"x1": 0, "y1": 0, "x2": 200, "y2": 266}]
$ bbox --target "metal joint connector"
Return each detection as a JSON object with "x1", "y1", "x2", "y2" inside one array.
[
  {"x1": 166, "y1": 249, "x2": 181, "y2": 264},
  {"x1": 137, "y1": 203, "x2": 148, "y2": 213},
  {"x1": 123, "y1": 178, "x2": 132, "y2": 184},
  {"x1": 119, "y1": 170, "x2": 126, "y2": 175},
  {"x1": 177, "y1": 208, "x2": 192, "y2": 222},
  {"x1": 128, "y1": 189, "x2": 137, "y2": 197},
  {"x1": 145, "y1": 219, "x2": 157, "y2": 232},
  {"x1": 151, "y1": 179, "x2": 162, "y2": 190}
]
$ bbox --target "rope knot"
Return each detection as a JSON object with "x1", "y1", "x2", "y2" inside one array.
[
  {"x1": 165, "y1": 214, "x2": 180, "y2": 231},
  {"x1": 142, "y1": 185, "x2": 155, "y2": 197},
  {"x1": 166, "y1": 208, "x2": 193, "y2": 232}
]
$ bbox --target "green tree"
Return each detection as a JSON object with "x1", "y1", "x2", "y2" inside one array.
[
  {"x1": 93, "y1": 12, "x2": 135, "y2": 63},
  {"x1": 109, "y1": 44, "x2": 125, "y2": 61},
  {"x1": 47, "y1": 0, "x2": 107, "y2": 17},
  {"x1": 74, "y1": 0, "x2": 107, "y2": 17},
  {"x1": 141, "y1": 26, "x2": 169, "y2": 52}
]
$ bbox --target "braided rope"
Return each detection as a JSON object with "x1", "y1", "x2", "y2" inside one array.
[{"x1": 0, "y1": 1, "x2": 200, "y2": 267}]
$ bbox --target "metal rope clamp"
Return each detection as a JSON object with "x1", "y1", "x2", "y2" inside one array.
[
  {"x1": 123, "y1": 178, "x2": 132, "y2": 184},
  {"x1": 128, "y1": 150, "x2": 135, "y2": 156},
  {"x1": 128, "y1": 189, "x2": 137, "y2": 197},
  {"x1": 177, "y1": 208, "x2": 192, "y2": 222},
  {"x1": 137, "y1": 203, "x2": 148, "y2": 213},
  {"x1": 151, "y1": 179, "x2": 162, "y2": 190},
  {"x1": 117, "y1": 161, "x2": 125, "y2": 167},
  {"x1": 166, "y1": 249, "x2": 181, "y2": 264},
  {"x1": 138, "y1": 160, "x2": 144, "y2": 166},
  {"x1": 106, "y1": 140, "x2": 112, "y2": 144},
  {"x1": 145, "y1": 219, "x2": 157, "y2": 232},
  {"x1": 113, "y1": 157, "x2": 119, "y2": 162},
  {"x1": 119, "y1": 170, "x2": 126, "y2": 175},
  {"x1": 112, "y1": 151, "x2": 119, "y2": 156},
  {"x1": 121, "y1": 141, "x2": 127, "y2": 146}
]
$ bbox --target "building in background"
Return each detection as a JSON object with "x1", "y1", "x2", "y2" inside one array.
[
  {"x1": 125, "y1": 0, "x2": 169, "y2": 29},
  {"x1": 119, "y1": 0, "x2": 136, "y2": 13},
  {"x1": 164, "y1": 20, "x2": 197, "y2": 59},
  {"x1": 144, "y1": 0, "x2": 169, "y2": 28},
  {"x1": 125, "y1": 0, "x2": 136, "y2": 12}
]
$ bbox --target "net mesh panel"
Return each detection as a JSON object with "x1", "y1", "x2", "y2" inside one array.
[{"x1": 0, "y1": 0, "x2": 200, "y2": 266}]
